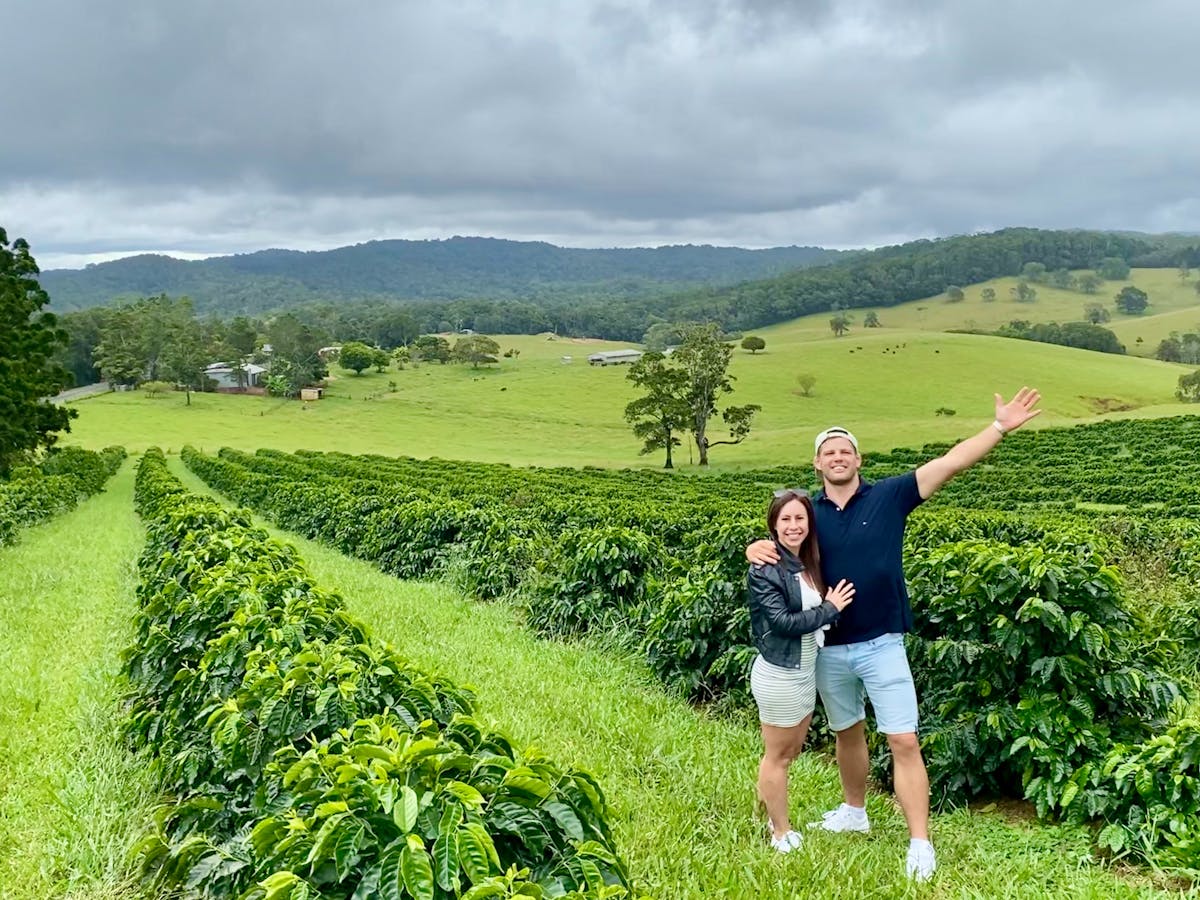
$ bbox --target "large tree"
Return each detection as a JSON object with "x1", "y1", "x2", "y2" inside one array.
[
  {"x1": 671, "y1": 324, "x2": 760, "y2": 466},
  {"x1": 338, "y1": 341, "x2": 377, "y2": 375},
  {"x1": 451, "y1": 335, "x2": 500, "y2": 368},
  {"x1": 159, "y1": 315, "x2": 212, "y2": 405},
  {"x1": 0, "y1": 229, "x2": 76, "y2": 475},
  {"x1": 624, "y1": 352, "x2": 689, "y2": 468},
  {"x1": 1115, "y1": 285, "x2": 1149, "y2": 315}
]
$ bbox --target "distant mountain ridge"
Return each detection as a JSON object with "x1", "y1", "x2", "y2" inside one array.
[{"x1": 38, "y1": 236, "x2": 843, "y2": 315}]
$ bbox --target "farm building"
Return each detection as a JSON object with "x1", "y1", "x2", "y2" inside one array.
[
  {"x1": 203, "y1": 362, "x2": 267, "y2": 391},
  {"x1": 587, "y1": 349, "x2": 644, "y2": 366}
]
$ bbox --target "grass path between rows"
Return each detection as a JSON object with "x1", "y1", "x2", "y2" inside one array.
[
  {"x1": 0, "y1": 462, "x2": 155, "y2": 899},
  {"x1": 168, "y1": 457, "x2": 1197, "y2": 900}
]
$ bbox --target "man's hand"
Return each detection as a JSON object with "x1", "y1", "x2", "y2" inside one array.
[
  {"x1": 746, "y1": 539, "x2": 779, "y2": 565},
  {"x1": 995, "y1": 386, "x2": 1042, "y2": 433}
]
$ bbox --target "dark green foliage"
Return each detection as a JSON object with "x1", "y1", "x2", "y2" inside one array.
[
  {"x1": 1115, "y1": 285, "x2": 1149, "y2": 315},
  {"x1": 993, "y1": 320, "x2": 1125, "y2": 354},
  {"x1": 906, "y1": 541, "x2": 1180, "y2": 810},
  {"x1": 527, "y1": 527, "x2": 661, "y2": 638},
  {"x1": 338, "y1": 341, "x2": 377, "y2": 375},
  {"x1": 0, "y1": 445, "x2": 124, "y2": 546},
  {"x1": 1178, "y1": 370, "x2": 1200, "y2": 403},
  {"x1": 177, "y1": 414, "x2": 1200, "y2": 873},
  {"x1": 0, "y1": 228, "x2": 77, "y2": 474},
  {"x1": 127, "y1": 450, "x2": 643, "y2": 899}
]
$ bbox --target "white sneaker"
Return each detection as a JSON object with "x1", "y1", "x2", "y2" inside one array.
[
  {"x1": 809, "y1": 804, "x2": 870, "y2": 833},
  {"x1": 906, "y1": 840, "x2": 936, "y2": 881},
  {"x1": 770, "y1": 830, "x2": 803, "y2": 853}
]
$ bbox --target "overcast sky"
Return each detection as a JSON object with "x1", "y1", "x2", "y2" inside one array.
[{"x1": 3, "y1": 0, "x2": 1199, "y2": 270}]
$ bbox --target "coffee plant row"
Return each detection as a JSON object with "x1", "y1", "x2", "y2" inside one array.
[
  {"x1": 181, "y1": 414, "x2": 1200, "y2": 873},
  {"x1": 125, "y1": 449, "x2": 648, "y2": 900},
  {"x1": 0, "y1": 445, "x2": 125, "y2": 545}
]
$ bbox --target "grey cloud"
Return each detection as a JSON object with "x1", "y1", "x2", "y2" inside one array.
[{"x1": 3, "y1": 0, "x2": 1200, "y2": 267}]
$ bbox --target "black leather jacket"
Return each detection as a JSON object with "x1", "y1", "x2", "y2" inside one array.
[{"x1": 747, "y1": 543, "x2": 842, "y2": 669}]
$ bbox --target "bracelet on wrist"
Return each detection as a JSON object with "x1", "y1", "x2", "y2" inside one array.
[{"x1": 992, "y1": 419, "x2": 1008, "y2": 436}]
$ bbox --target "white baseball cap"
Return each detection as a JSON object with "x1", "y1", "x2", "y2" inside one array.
[{"x1": 814, "y1": 426, "x2": 859, "y2": 453}]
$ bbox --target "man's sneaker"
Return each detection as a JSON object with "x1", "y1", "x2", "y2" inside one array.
[
  {"x1": 906, "y1": 840, "x2": 936, "y2": 881},
  {"x1": 770, "y1": 830, "x2": 803, "y2": 853},
  {"x1": 808, "y1": 803, "x2": 870, "y2": 833}
]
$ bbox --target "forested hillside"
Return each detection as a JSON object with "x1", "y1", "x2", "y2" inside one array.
[
  {"x1": 43, "y1": 229, "x2": 1200, "y2": 344},
  {"x1": 39, "y1": 238, "x2": 840, "y2": 315}
]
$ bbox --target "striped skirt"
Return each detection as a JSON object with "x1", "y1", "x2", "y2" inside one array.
[{"x1": 750, "y1": 645, "x2": 818, "y2": 727}]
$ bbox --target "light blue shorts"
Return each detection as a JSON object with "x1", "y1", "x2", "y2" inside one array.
[{"x1": 815, "y1": 632, "x2": 919, "y2": 734}]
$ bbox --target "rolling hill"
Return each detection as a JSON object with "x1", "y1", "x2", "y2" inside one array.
[{"x1": 38, "y1": 237, "x2": 840, "y2": 315}]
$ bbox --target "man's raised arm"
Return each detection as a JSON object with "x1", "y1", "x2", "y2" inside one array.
[{"x1": 914, "y1": 387, "x2": 1041, "y2": 500}]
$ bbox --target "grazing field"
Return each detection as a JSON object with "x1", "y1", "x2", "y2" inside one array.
[
  {"x1": 0, "y1": 463, "x2": 154, "y2": 900},
  {"x1": 168, "y1": 458, "x2": 1195, "y2": 899},
  {"x1": 770, "y1": 268, "x2": 1200, "y2": 356},
  {"x1": 63, "y1": 329, "x2": 1193, "y2": 469}
]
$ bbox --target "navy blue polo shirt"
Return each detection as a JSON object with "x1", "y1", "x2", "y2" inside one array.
[{"x1": 813, "y1": 472, "x2": 924, "y2": 645}]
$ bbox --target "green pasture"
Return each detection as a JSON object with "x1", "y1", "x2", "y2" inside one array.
[
  {"x1": 767, "y1": 268, "x2": 1200, "y2": 356},
  {"x1": 65, "y1": 328, "x2": 1194, "y2": 469}
]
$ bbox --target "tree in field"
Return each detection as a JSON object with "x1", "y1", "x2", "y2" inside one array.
[
  {"x1": 795, "y1": 373, "x2": 817, "y2": 396},
  {"x1": 1177, "y1": 370, "x2": 1200, "y2": 403},
  {"x1": 1077, "y1": 272, "x2": 1103, "y2": 294},
  {"x1": 159, "y1": 315, "x2": 211, "y2": 405},
  {"x1": 1083, "y1": 303, "x2": 1111, "y2": 325},
  {"x1": 741, "y1": 335, "x2": 766, "y2": 354},
  {"x1": 338, "y1": 341, "x2": 376, "y2": 375},
  {"x1": 980, "y1": 287, "x2": 996, "y2": 303},
  {"x1": 672, "y1": 324, "x2": 760, "y2": 466},
  {"x1": 1115, "y1": 285, "x2": 1148, "y2": 315},
  {"x1": 452, "y1": 335, "x2": 501, "y2": 368},
  {"x1": 1194, "y1": 279, "x2": 1200, "y2": 297},
  {"x1": 1098, "y1": 257, "x2": 1131, "y2": 280},
  {"x1": 864, "y1": 311, "x2": 881, "y2": 327},
  {"x1": 830, "y1": 313, "x2": 852, "y2": 337},
  {"x1": 412, "y1": 335, "x2": 451, "y2": 364},
  {"x1": 624, "y1": 352, "x2": 689, "y2": 468},
  {"x1": 1010, "y1": 281, "x2": 1038, "y2": 303},
  {"x1": 945, "y1": 285, "x2": 964, "y2": 303},
  {"x1": 1049, "y1": 268, "x2": 1075, "y2": 290},
  {"x1": 1179, "y1": 261, "x2": 1192, "y2": 282},
  {"x1": 0, "y1": 229, "x2": 76, "y2": 476},
  {"x1": 1021, "y1": 262, "x2": 1047, "y2": 283},
  {"x1": 372, "y1": 348, "x2": 391, "y2": 372}
]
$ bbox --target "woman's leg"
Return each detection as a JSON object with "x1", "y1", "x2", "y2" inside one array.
[{"x1": 758, "y1": 714, "x2": 812, "y2": 837}]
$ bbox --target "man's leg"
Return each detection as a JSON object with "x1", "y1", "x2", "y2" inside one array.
[
  {"x1": 812, "y1": 646, "x2": 870, "y2": 832},
  {"x1": 859, "y1": 634, "x2": 936, "y2": 879},
  {"x1": 886, "y1": 731, "x2": 929, "y2": 840},
  {"x1": 834, "y1": 719, "x2": 869, "y2": 808}
]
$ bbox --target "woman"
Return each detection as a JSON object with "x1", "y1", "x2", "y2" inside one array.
[{"x1": 748, "y1": 488, "x2": 854, "y2": 853}]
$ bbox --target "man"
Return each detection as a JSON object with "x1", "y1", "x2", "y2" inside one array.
[{"x1": 746, "y1": 387, "x2": 1041, "y2": 881}]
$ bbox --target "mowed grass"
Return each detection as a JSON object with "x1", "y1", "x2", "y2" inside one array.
[
  {"x1": 169, "y1": 458, "x2": 1196, "y2": 900},
  {"x1": 772, "y1": 268, "x2": 1200, "y2": 358},
  {"x1": 0, "y1": 463, "x2": 154, "y2": 899},
  {"x1": 65, "y1": 329, "x2": 1194, "y2": 470}
]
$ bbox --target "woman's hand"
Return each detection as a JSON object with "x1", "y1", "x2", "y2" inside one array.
[{"x1": 825, "y1": 579, "x2": 855, "y2": 611}]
